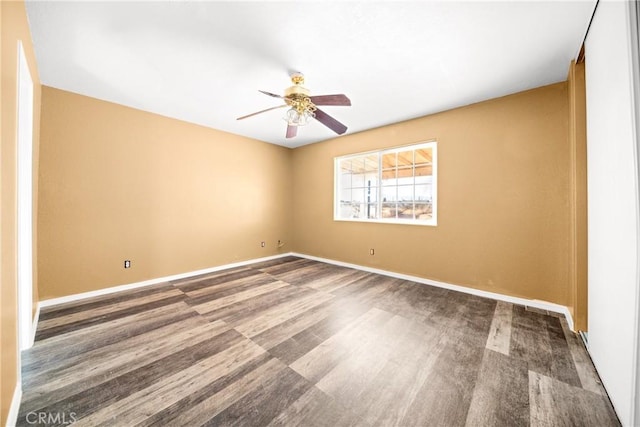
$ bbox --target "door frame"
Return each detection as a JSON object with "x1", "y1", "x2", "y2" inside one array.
[{"x1": 16, "y1": 40, "x2": 35, "y2": 352}]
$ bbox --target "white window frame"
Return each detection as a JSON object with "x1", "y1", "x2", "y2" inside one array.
[{"x1": 334, "y1": 141, "x2": 437, "y2": 226}]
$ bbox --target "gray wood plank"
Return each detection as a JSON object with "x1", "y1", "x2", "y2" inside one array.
[
  {"x1": 19, "y1": 321, "x2": 238, "y2": 418},
  {"x1": 511, "y1": 305, "x2": 582, "y2": 387},
  {"x1": 401, "y1": 333, "x2": 486, "y2": 426},
  {"x1": 135, "y1": 352, "x2": 273, "y2": 427},
  {"x1": 529, "y1": 370, "x2": 620, "y2": 427},
  {"x1": 486, "y1": 300, "x2": 513, "y2": 355},
  {"x1": 75, "y1": 338, "x2": 268, "y2": 426},
  {"x1": 465, "y1": 349, "x2": 530, "y2": 427},
  {"x1": 560, "y1": 318, "x2": 606, "y2": 395},
  {"x1": 17, "y1": 259, "x2": 621, "y2": 426},
  {"x1": 267, "y1": 386, "x2": 363, "y2": 427},
  {"x1": 348, "y1": 319, "x2": 446, "y2": 426},
  {"x1": 150, "y1": 357, "x2": 287, "y2": 427},
  {"x1": 290, "y1": 307, "x2": 394, "y2": 384},
  {"x1": 201, "y1": 367, "x2": 312, "y2": 426}
]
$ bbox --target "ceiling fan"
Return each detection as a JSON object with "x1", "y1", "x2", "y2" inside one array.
[{"x1": 237, "y1": 72, "x2": 351, "y2": 139}]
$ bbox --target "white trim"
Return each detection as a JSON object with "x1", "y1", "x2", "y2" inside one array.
[
  {"x1": 574, "y1": 0, "x2": 599, "y2": 61},
  {"x1": 334, "y1": 140, "x2": 438, "y2": 227},
  {"x1": 334, "y1": 218, "x2": 437, "y2": 227},
  {"x1": 30, "y1": 304, "x2": 40, "y2": 346},
  {"x1": 7, "y1": 382, "x2": 22, "y2": 427},
  {"x1": 16, "y1": 40, "x2": 34, "y2": 351},
  {"x1": 580, "y1": 331, "x2": 589, "y2": 349},
  {"x1": 39, "y1": 253, "x2": 293, "y2": 308},
  {"x1": 628, "y1": 0, "x2": 640, "y2": 423},
  {"x1": 291, "y1": 252, "x2": 575, "y2": 330}
]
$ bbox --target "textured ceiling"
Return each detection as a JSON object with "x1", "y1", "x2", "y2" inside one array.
[{"x1": 26, "y1": 1, "x2": 596, "y2": 148}]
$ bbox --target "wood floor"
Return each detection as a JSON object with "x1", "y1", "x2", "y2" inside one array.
[{"x1": 18, "y1": 256, "x2": 620, "y2": 426}]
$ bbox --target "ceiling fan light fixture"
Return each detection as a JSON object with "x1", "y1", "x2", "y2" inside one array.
[
  {"x1": 284, "y1": 107, "x2": 314, "y2": 126},
  {"x1": 284, "y1": 93, "x2": 316, "y2": 126}
]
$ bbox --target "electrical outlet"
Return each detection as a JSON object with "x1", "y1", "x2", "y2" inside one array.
[
  {"x1": 124, "y1": 260, "x2": 131, "y2": 268},
  {"x1": 261, "y1": 241, "x2": 266, "y2": 248},
  {"x1": 370, "y1": 249, "x2": 375, "y2": 255}
]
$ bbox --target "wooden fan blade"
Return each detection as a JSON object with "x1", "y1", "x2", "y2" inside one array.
[
  {"x1": 286, "y1": 124, "x2": 297, "y2": 139},
  {"x1": 236, "y1": 104, "x2": 287, "y2": 120},
  {"x1": 314, "y1": 108, "x2": 348, "y2": 135},
  {"x1": 309, "y1": 94, "x2": 351, "y2": 106},
  {"x1": 258, "y1": 90, "x2": 284, "y2": 99}
]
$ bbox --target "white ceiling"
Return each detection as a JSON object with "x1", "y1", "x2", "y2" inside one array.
[{"x1": 26, "y1": 1, "x2": 596, "y2": 148}]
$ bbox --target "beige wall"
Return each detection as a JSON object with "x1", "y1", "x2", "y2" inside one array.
[
  {"x1": 38, "y1": 87, "x2": 292, "y2": 300},
  {"x1": 36, "y1": 70, "x2": 579, "y2": 325},
  {"x1": 1, "y1": 1, "x2": 42, "y2": 424},
  {"x1": 292, "y1": 82, "x2": 571, "y2": 306}
]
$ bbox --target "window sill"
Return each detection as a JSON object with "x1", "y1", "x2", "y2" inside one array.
[{"x1": 333, "y1": 217, "x2": 437, "y2": 227}]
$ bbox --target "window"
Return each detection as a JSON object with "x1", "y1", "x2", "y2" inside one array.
[{"x1": 335, "y1": 141, "x2": 437, "y2": 225}]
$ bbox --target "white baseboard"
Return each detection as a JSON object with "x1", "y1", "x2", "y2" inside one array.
[
  {"x1": 6, "y1": 382, "x2": 22, "y2": 427},
  {"x1": 579, "y1": 331, "x2": 589, "y2": 348},
  {"x1": 36, "y1": 250, "x2": 575, "y2": 332},
  {"x1": 39, "y1": 253, "x2": 294, "y2": 308},
  {"x1": 292, "y1": 252, "x2": 575, "y2": 331},
  {"x1": 29, "y1": 304, "x2": 40, "y2": 348}
]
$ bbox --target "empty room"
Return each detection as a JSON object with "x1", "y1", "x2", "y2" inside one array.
[{"x1": 2, "y1": 0, "x2": 640, "y2": 426}]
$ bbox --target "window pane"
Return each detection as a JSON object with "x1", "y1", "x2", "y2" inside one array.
[
  {"x1": 398, "y1": 202, "x2": 415, "y2": 219},
  {"x1": 396, "y1": 150, "x2": 413, "y2": 167},
  {"x1": 381, "y1": 202, "x2": 397, "y2": 218},
  {"x1": 415, "y1": 203, "x2": 432, "y2": 221},
  {"x1": 381, "y1": 173, "x2": 396, "y2": 186},
  {"x1": 365, "y1": 203, "x2": 378, "y2": 219},
  {"x1": 344, "y1": 202, "x2": 366, "y2": 219},
  {"x1": 352, "y1": 173, "x2": 365, "y2": 188},
  {"x1": 415, "y1": 175, "x2": 432, "y2": 185},
  {"x1": 339, "y1": 188, "x2": 352, "y2": 203},
  {"x1": 365, "y1": 186, "x2": 378, "y2": 203},
  {"x1": 381, "y1": 186, "x2": 397, "y2": 202},
  {"x1": 352, "y1": 187, "x2": 366, "y2": 203},
  {"x1": 364, "y1": 155, "x2": 379, "y2": 171},
  {"x1": 397, "y1": 167, "x2": 413, "y2": 180},
  {"x1": 340, "y1": 173, "x2": 352, "y2": 191},
  {"x1": 382, "y1": 152, "x2": 396, "y2": 169},
  {"x1": 391, "y1": 151, "x2": 409, "y2": 181},
  {"x1": 415, "y1": 184, "x2": 432, "y2": 202},
  {"x1": 415, "y1": 164, "x2": 432, "y2": 177},
  {"x1": 364, "y1": 172, "x2": 378, "y2": 187},
  {"x1": 397, "y1": 184, "x2": 414, "y2": 202},
  {"x1": 415, "y1": 148, "x2": 432, "y2": 165},
  {"x1": 340, "y1": 202, "x2": 356, "y2": 218},
  {"x1": 339, "y1": 159, "x2": 352, "y2": 173},
  {"x1": 396, "y1": 175, "x2": 412, "y2": 186},
  {"x1": 351, "y1": 157, "x2": 366, "y2": 174}
]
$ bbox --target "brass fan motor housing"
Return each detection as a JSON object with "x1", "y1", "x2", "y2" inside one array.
[
  {"x1": 284, "y1": 73, "x2": 315, "y2": 114},
  {"x1": 284, "y1": 72, "x2": 311, "y2": 98},
  {"x1": 284, "y1": 84, "x2": 310, "y2": 98}
]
